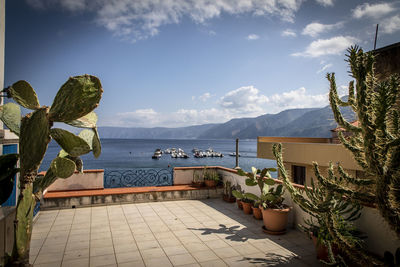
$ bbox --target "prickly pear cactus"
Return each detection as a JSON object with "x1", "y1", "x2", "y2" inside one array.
[
  {"x1": 49, "y1": 75, "x2": 103, "y2": 122},
  {"x1": 0, "y1": 75, "x2": 103, "y2": 265},
  {"x1": 7, "y1": 80, "x2": 40, "y2": 110}
]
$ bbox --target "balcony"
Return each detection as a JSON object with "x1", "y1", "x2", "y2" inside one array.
[{"x1": 30, "y1": 199, "x2": 320, "y2": 267}]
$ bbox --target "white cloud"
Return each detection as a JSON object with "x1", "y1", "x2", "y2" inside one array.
[
  {"x1": 269, "y1": 87, "x2": 328, "y2": 112},
  {"x1": 292, "y1": 36, "x2": 358, "y2": 58},
  {"x1": 281, "y1": 29, "x2": 297, "y2": 37},
  {"x1": 199, "y1": 92, "x2": 212, "y2": 102},
  {"x1": 27, "y1": 0, "x2": 303, "y2": 41},
  {"x1": 315, "y1": 0, "x2": 334, "y2": 7},
  {"x1": 246, "y1": 34, "x2": 260, "y2": 40},
  {"x1": 352, "y1": 3, "x2": 396, "y2": 19},
  {"x1": 317, "y1": 63, "x2": 333, "y2": 73},
  {"x1": 302, "y1": 22, "x2": 343, "y2": 37},
  {"x1": 381, "y1": 15, "x2": 400, "y2": 34},
  {"x1": 101, "y1": 86, "x2": 328, "y2": 127},
  {"x1": 219, "y1": 86, "x2": 269, "y2": 115}
]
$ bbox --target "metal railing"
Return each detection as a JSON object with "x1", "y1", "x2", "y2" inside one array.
[{"x1": 104, "y1": 168, "x2": 173, "y2": 188}]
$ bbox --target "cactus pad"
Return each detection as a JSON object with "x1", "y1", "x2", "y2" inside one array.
[
  {"x1": 50, "y1": 157, "x2": 76, "y2": 178},
  {"x1": 33, "y1": 168, "x2": 56, "y2": 193},
  {"x1": 15, "y1": 184, "x2": 35, "y2": 260},
  {"x1": 66, "y1": 111, "x2": 98, "y2": 128},
  {"x1": 49, "y1": 75, "x2": 103, "y2": 122},
  {"x1": 78, "y1": 129, "x2": 94, "y2": 149},
  {"x1": 8, "y1": 80, "x2": 40, "y2": 109},
  {"x1": 20, "y1": 108, "x2": 51, "y2": 173},
  {"x1": 50, "y1": 128, "x2": 91, "y2": 157},
  {"x1": 0, "y1": 102, "x2": 21, "y2": 135},
  {"x1": 92, "y1": 127, "x2": 101, "y2": 158}
]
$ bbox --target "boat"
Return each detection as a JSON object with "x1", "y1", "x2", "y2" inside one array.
[
  {"x1": 229, "y1": 152, "x2": 241, "y2": 157},
  {"x1": 152, "y1": 149, "x2": 162, "y2": 159}
]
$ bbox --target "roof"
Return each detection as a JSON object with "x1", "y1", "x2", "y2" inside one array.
[{"x1": 331, "y1": 120, "x2": 359, "y2": 132}]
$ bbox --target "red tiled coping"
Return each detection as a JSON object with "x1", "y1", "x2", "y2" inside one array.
[
  {"x1": 44, "y1": 185, "x2": 221, "y2": 199},
  {"x1": 38, "y1": 169, "x2": 104, "y2": 176}
]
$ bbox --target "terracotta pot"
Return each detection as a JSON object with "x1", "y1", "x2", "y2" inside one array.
[
  {"x1": 204, "y1": 180, "x2": 217, "y2": 187},
  {"x1": 192, "y1": 182, "x2": 204, "y2": 188},
  {"x1": 261, "y1": 206, "x2": 290, "y2": 232},
  {"x1": 236, "y1": 199, "x2": 243, "y2": 209},
  {"x1": 223, "y1": 195, "x2": 236, "y2": 203},
  {"x1": 311, "y1": 234, "x2": 339, "y2": 260},
  {"x1": 241, "y1": 201, "x2": 253, "y2": 214},
  {"x1": 252, "y1": 206, "x2": 262, "y2": 220}
]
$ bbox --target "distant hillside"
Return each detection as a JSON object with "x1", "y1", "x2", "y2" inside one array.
[{"x1": 98, "y1": 103, "x2": 356, "y2": 139}]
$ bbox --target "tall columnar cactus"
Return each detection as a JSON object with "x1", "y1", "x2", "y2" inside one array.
[
  {"x1": 0, "y1": 75, "x2": 103, "y2": 265},
  {"x1": 273, "y1": 144, "x2": 380, "y2": 266},
  {"x1": 325, "y1": 46, "x2": 400, "y2": 237}
]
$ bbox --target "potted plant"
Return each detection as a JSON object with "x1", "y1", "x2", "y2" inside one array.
[
  {"x1": 222, "y1": 180, "x2": 236, "y2": 202},
  {"x1": 238, "y1": 167, "x2": 289, "y2": 234},
  {"x1": 232, "y1": 190, "x2": 254, "y2": 214},
  {"x1": 192, "y1": 168, "x2": 204, "y2": 187},
  {"x1": 252, "y1": 201, "x2": 263, "y2": 220},
  {"x1": 233, "y1": 184, "x2": 243, "y2": 209},
  {"x1": 203, "y1": 167, "x2": 220, "y2": 187}
]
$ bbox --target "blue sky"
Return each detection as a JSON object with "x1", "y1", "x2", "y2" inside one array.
[{"x1": 4, "y1": 0, "x2": 400, "y2": 127}]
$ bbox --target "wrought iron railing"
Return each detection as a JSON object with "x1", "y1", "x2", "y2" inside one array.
[{"x1": 104, "y1": 168, "x2": 173, "y2": 188}]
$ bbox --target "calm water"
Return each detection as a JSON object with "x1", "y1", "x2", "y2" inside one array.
[{"x1": 40, "y1": 139, "x2": 276, "y2": 174}]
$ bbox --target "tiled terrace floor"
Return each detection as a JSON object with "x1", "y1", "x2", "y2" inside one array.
[{"x1": 30, "y1": 199, "x2": 322, "y2": 267}]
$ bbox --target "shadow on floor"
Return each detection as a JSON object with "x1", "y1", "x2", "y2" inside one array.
[{"x1": 188, "y1": 223, "x2": 264, "y2": 242}]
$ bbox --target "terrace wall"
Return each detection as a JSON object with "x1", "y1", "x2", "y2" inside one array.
[{"x1": 216, "y1": 167, "x2": 400, "y2": 257}]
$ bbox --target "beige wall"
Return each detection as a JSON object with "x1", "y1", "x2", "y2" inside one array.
[
  {"x1": 0, "y1": 207, "x2": 16, "y2": 266},
  {"x1": 217, "y1": 167, "x2": 400, "y2": 257},
  {"x1": 258, "y1": 138, "x2": 362, "y2": 171},
  {"x1": 46, "y1": 170, "x2": 104, "y2": 191}
]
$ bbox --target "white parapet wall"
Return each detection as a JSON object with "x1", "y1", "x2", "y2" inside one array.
[
  {"x1": 0, "y1": 207, "x2": 16, "y2": 266},
  {"x1": 216, "y1": 167, "x2": 400, "y2": 257},
  {"x1": 45, "y1": 169, "x2": 104, "y2": 192}
]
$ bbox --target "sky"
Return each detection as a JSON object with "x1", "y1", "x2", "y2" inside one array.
[{"x1": 4, "y1": 0, "x2": 400, "y2": 128}]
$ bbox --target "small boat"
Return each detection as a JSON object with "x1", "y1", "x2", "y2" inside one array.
[
  {"x1": 152, "y1": 149, "x2": 162, "y2": 159},
  {"x1": 229, "y1": 152, "x2": 241, "y2": 157}
]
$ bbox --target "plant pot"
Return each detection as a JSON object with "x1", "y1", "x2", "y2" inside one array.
[
  {"x1": 192, "y1": 181, "x2": 204, "y2": 188},
  {"x1": 204, "y1": 180, "x2": 217, "y2": 187},
  {"x1": 223, "y1": 195, "x2": 236, "y2": 203},
  {"x1": 252, "y1": 206, "x2": 262, "y2": 220},
  {"x1": 261, "y1": 206, "x2": 290, "y2": 233},
  {"x1": 236, "y1": 199, "x2": 243, "y2": 209},
  {"x1": 311, "y1": 234, "x2": 339, "y2": 260},
  {"x1": 241, "y1": 201, "x2": 253, "y2": 214}
]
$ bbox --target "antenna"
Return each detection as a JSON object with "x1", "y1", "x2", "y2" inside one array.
[{"x1": 374, "y1": 24, "x2": 379, "y2": 50}]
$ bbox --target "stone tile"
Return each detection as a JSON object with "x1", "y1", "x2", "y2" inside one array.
[
  {"x1": 168, "y1": 253, "x2": 197, "y2": 266},
  {"x1": 158, "y1": 237, "x2": 182, "y2": 247},
  {"x1": 90, "y1": 246, "x2": 114, "y2": 257},
  {"x1": 34, "y1": 262, "x2": 62, "y2": 267},
  {"x1": 117, "y1": 259, "x2": 145, "y2": 267},
  {"x1": 89, "y1": 254, "x2": 117, "y2": 267},
  {"x1": 133, "y1": 233, "x2": 156, "y2": 241},
  {"x1": 140, "y1": 247, "x2": 166, "y2": 259},
  {"x1": 231, "y1": 243, "x2": 260, "y2": 256},
  {"x1": 184, "y1": 242, "x2": 209, "y2": 253},
  {"x1": 136, "y1": 240, "x2": 160, "y2": 250},
  {"x1": 63, "y1": 249, "x2": 89, "y2": 261},
  {"x1": 200, "y1": 259, "x2": 228, "y2": 267},
  {"x1": 61, "y1": 258, "x2": 89, "y2": 267},
  {"x1": 143, "y1": 256, "x2": 173, "y2": 267},
  {"x1": 115, "y1": 250, "x2": 142, "y2": 264},
  {"x1": 213, "y1": 247, "x2": 240, "y2": 259},
  {"x1": 162, "y1": 245, "x2": 189, "y2": 258},
  {"x1": 35, "y1": 252, "x2": 64, "y2": 264},
  {"x1": 191, "y1": 249, "x2": 220, "y2": 263},
  {"x1": 65, "y1": 240, "x2": 89, "y2": 251},
  {"x1": 90, "y1": 238, "x2": 113, "y2": 249},
  {"x1": 204, "y1": 239, "x2": 229, "y2": 250}
]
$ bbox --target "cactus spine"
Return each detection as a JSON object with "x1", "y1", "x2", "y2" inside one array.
[{"x1": 0, "y1": 75, "x2": 103, "y2": 265}]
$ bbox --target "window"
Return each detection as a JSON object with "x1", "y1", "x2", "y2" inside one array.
[{"x1": 292, "y1": 165, "x2": 306, "y2": 185}]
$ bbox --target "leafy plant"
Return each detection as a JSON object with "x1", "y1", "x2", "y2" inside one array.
[
  {"x1": 204, "y1": 168, "x2": 220, "y2": 181},
  {"x1": 0, "y1": 75, "x2": 103, "y2": 265},
  {"x1": 237, "y1": 167, "x2": 285, "y2": 209},
  {"x1": 223, "y1": 180, "x2": 235, "y2": 197},
  {"x1": 231, "y1": 190, "x2": 253, "y2": 203}
]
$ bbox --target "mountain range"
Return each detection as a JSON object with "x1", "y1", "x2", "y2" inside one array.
[{"x1": 98, "y1": 103, "x2": 356, "y2": 139}]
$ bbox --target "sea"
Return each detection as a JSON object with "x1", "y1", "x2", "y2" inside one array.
[{"x1": 40, "y1": 139, "x2": 277, "y2": 174}]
